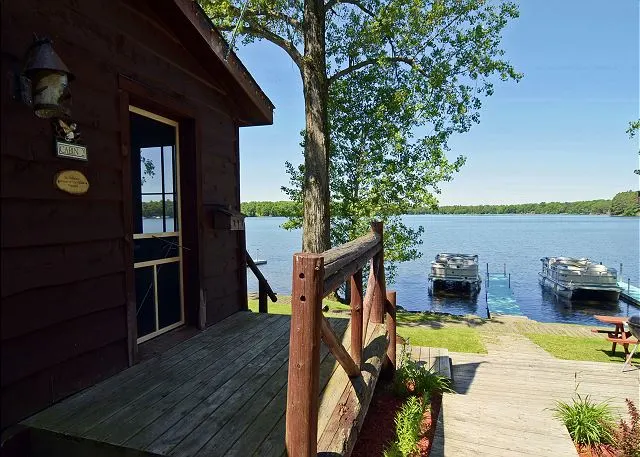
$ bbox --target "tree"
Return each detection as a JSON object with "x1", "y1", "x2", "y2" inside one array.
[
  {"x1": 283, "y1": 60, "x2": 468, "y2": 282},
  {"x1": 201, "y1": 0, "x2": 521, "y2": 253}
]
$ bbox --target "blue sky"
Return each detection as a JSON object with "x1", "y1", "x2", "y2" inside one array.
[{"x1": 235, "y1": 0, "x2": 639, "y2": 205}]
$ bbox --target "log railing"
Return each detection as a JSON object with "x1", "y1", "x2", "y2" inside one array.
[
  {"x1": 285, "y1": 222, "x2": 397, "y2": 456},
  {"x1": 246, "y1": 250, "x2": 277, "y2": 312}
]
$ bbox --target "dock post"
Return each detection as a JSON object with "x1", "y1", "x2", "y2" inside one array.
[
  {"x1": 509, "y1": 273, "x2": 511, "y2": 289},
  {"x1": 628, "y1": 279, "x2": 631, "y2": 293},
  {"x1": 486, "y1": 262, "x2": 489, "y2": 276},
  {"x1": 620, "y1": 263, "x2": 623, "y2": 277}
]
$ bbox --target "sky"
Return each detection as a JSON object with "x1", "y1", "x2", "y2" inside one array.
[{"x1": 235, "y1": 0, "x2": 639, "y2": 206}]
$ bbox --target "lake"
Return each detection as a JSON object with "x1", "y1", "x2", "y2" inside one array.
[{"x1": 245, "y1": 215, "x2": 640, "y2": 325}]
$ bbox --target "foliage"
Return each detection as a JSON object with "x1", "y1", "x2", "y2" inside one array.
[
  {"x1": 397, "y1": 326, "x2": 486, "y2": 353},
  {"x1": 382, "y1": 442, "x2": 403, "y2": 457},
  {"x1": 616, "y1": 399, "x2": 640, "y2": 457},
  {"x1": 628, "y1": 119, "x2": 640, "y2": 176},
  {"x1": 525, "y1": 333, "x2": 639, "y2": 364},
  {"x1": 241, "y1": 198, "x2": 614, "y2": 216},
  {"x1": 610, "y1": 191, "x2": 640, "y2": 217},
  {"x1": 389, "y1": 395, "x2": 427, "y2": 457},
  {"x1": 140, "y1": 157, "x2": 156, "y2": 186},
  {"x1": 410, "y1": 199, "x2": 613, "y2": 215},
  {"x1": 553, "y1": 393, "x2": 617, "y2": 446},
  {"x1": 393, "y1": 342, "x2": 454, "y2": 397},
  {"x1": 141, "y1": 200, "x2": 174, "y2": 218},
  {"x1": 202, "y1": 0, "x2": 521, "y2": 253},
  {"x1": 241, "y1": 201, "x2": 302, "y2": 217}
]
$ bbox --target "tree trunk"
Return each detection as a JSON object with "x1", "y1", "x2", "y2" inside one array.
[{"x1": 301, "y1": 0, "x2": 330, "y2": 254}]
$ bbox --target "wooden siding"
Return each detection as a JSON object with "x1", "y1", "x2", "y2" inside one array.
[{"x1": 1, "y1": 0, "x2": 254, "y2": 428}]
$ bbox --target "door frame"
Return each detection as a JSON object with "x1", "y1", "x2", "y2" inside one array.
[
  {"x1": 129, "y1": 106, "x2": 185, "y2": 344},
  {"x1": 118, "y1": 75, "x2": 202, "y2": 366}
]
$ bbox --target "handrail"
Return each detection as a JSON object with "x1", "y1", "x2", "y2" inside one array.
[
  {"x1": 285, "y1": 221, "x2": 396, "y2": 457},
  {"x1": 246, "y1": 250, "x2": 277, "y2": 312}
]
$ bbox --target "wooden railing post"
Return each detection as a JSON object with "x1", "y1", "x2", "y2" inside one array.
[
  {"x1": 370, "y1": 221, "x2": 386, "y2": 324},
  {"x1": 258, "y1": 281, "x2": 267, "y2": 313},
  {"x1": 286, "y1": 253, "x2": 323, "y2": 457},
  {"x1": 384, "y1": 290, "x2": 397, "y2": 375},
  {"x1": 350, "y1": 269, "x2": 363, "y2": 369}
]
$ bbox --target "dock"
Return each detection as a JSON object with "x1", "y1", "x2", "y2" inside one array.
[
  {"x1": 485, "y1": 273, "x2": 522, "y2": 317},
  {"x1": 619, "y1": 280, "x2": 640, "y2": 306}
]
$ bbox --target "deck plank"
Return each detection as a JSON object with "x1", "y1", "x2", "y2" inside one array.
[
  {"x1": 20, "y1": 312, "x2": 390, "y2": 457},
  {"x1": 23, "y1": 312, "x2": 258, "y2": 428},
  {"x1": 56, "y1": 314, "x2": 281, "y2": 434},
  {"x1": 87, "y1": 316, "x2": 292, "y2": 444},
  {"x1": 431, "y1": 334, "x2": 639, "y2": 456},
  {"x1": 211, "y1": 318, "x2": 350, "y2": 457}
]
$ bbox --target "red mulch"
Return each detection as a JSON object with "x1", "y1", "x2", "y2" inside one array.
[
  {"x1": 575, "y1": 443, "x2": 617, "y2": 457},
  {"x1": 416, "y1": 393, "x2": 441, "y2": 455},
  {"x1": 352, "y1": 380, "x2": 442, "y2": 456}
]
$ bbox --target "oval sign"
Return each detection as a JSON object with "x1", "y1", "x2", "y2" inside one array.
[{"x1": 55, "y1": 170, "x2": 89, "y2": 195}]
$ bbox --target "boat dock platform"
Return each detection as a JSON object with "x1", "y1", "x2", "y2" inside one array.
[
  {"x1": 619, "y1": 281, "x2": 640, "y2": 306},
  {"x1": 485, "y1": 273, "x2": 523, "y2": 317}
]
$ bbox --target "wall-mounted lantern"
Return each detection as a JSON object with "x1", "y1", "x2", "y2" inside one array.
[{"x1": 22, "y1": 38, "x2": 74, "y2": 119}]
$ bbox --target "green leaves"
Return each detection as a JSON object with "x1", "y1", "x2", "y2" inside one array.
[
  {"x1": 205, "y1": 0, "x2": 521, "y2": 259},
  {"x1": 553, "y1": 393, "x2": 617, "y2": 446}
]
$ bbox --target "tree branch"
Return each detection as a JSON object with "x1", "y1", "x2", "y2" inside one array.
[
  {"x1": 325, "y1": 0, "x2": 375, "y2": 17},
  {"x1": 219, "y1": 20, "x2": 303, "y2": 70},
  {"x1": 227, "y1": 4, "x2": 302, "y2": 31},
  {"x1": 328, "y1": 56, "x2": 426, "y2": 85}
]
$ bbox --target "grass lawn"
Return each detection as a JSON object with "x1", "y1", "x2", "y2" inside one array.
[
  {"x1": 247, "y1": 298, "x2": 351, "y2": 319},
  {"x1": 526, "y1": 333, "x2": 639, "y2": 364},
  {"x1": 398, "y1": 326, "x2": 487, "y2": 353},
  {"x1": 248, "y1": 297, "x2": 487, "y2": 353}
]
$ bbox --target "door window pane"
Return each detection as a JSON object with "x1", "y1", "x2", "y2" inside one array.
[
  {"x1": 157, "y1": 262, "x2": 181, "y2": 328},
  {"x1": 135, "y1": 266, "x2": 156, "y2": 338}
]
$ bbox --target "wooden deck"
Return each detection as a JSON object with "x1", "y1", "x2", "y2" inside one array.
[
  {"x1": 20, "y1": 312, "x2": 388, "y2": 457},
  {"x1": 431, "y1": 334, "x2": 639, "y2": 456}
]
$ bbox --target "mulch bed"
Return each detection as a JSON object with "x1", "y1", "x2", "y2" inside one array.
[
  {"x1": 575, "y1": 443, "x2": 617, "y2": 457},
  {"x1": 352, "y1": 380, "x2": 442, "y2": 456}
]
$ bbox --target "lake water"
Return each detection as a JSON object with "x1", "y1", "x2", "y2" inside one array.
[{"x1": 246, "y1": 215, "x2": 640, "y2": 325}]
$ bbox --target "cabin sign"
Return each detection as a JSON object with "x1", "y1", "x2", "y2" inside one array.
[{"x1": 56, "y1": 141, "x2": 88, "y2": 161}]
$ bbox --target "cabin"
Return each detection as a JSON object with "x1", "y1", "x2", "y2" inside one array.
[
  {"x1": 1, "y1": 1, "x2": 397, "y2": 456},
  {"x1": 1, "y1": 0, "x2": 272, "y2": 429}
]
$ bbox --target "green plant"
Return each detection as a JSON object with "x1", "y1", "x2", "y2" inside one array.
[
  {"x1": 384, "y1": 395, "x2": 427, "y2": 457},
  {"x1": 553, "y1": 393, "x2": 616, "y2": 446},
  {"x1": 616, "y1": 398, "x2": 640, "y2": 457},
  {"x1": 393, "y1": 342, "x2": 454, "y2": 398},
  {"x1": 382, "y1": 442, "x2": 403, "y2": 457}
]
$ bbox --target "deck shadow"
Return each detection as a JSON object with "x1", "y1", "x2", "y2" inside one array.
[{"x1": 451, "y1": 361, "x2": 486, "y2": 395}]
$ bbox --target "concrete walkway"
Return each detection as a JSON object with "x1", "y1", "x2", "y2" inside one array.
[{"x1": 431, "y1": 334, "x2": 640, "y2": 457}]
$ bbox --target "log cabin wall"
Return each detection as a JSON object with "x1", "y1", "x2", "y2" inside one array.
[{"x1": 0, "y1": 0, "x2": 266, "y2": 429}]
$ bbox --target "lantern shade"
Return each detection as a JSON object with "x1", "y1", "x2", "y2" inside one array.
[
  {"x1": 23, "y1": 38, "x2": 73, "y2": 79},
  {"x1": 22, "y1": 38, "x2": 73, "y2": 118}
]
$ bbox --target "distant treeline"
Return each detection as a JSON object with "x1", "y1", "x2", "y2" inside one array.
[
  {"x1": 240, "y1": 191, "x2": 639, "y2": 217},
  {"x1": 141, "y1": 200, "x2": 174, "y2": 218}
]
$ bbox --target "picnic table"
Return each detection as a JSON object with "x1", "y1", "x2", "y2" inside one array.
[{"x1": 593, "y1": 315, "x2": 633, "y2": 356}]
